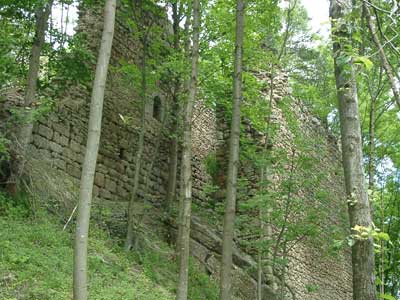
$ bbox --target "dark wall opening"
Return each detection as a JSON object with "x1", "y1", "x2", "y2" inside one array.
[{"x1": 153, "y1": 96, "x2": 162, "y2": 121}]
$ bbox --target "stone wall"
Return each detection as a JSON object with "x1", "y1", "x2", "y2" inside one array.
[
  {"x1": 187, "y1": 71, "x2": 353, "y2": 300},
  {"x1": 1, "y1": 3, "x2": 353, "y2": 299}
]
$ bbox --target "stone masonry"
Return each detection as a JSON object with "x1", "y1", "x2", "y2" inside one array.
[{"x1": 1, "y1": 3, "x2": 353, "y2": 299}]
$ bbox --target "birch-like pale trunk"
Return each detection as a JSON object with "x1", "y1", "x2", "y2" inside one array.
[
  {"x1": 219, "y1": 1, "x2": 244, "y2": 299},
  {"x1": 8, "y1": 0, "x2": 53, "y2": 195},
  {"x1": 363, "y1": 3, "x2": 400, "y2": 110},
  {"x1": 165, "y1": 1, "x2": 181, "y2": 213},
  {"x1": 368, "y1": 96, "x2": 376, "y2": 191},
  {"x1": 330, "y1": 1, "x2": 377, "y2": 299},
  {"x1": 176, "y1": 2, "x2": 192, "y2": 255},
  {"x1": 175, "y1": 0, "x2": 200, "y2": 299},
  {"x1": 73, "y1": 1, "x2": 116, "y2": 299}
]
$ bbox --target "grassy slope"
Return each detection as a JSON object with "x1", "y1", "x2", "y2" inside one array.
[{"x1": 0, "y1": 195, "x2": 219, "y2": 300}]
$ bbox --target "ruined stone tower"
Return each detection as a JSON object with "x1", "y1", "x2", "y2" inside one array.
[{"x1": 1, "y1": 2, "x2": 353, "y2": 299}]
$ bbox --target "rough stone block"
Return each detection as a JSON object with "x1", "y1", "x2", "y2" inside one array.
[
  {"x1": 117, "y1": 185, "x2": 129, "y2": 198},
  {"x1": 119, "y1": 138, "x2": 129, "y2": 149},
  {"x1": 96, "y1": 164, "x2": 109, "y2": 175},
  {"x1": 38, "y1": 124, "x2": 53, "y2": 139},
  {"x1": 33, "y1": 134, "x2": 48, "y2": 149},
  {"x1": 66, "y1": 163, "x2": 81, "y2": 179},
  {"x1": 70, "y1": 140, "x2": 81, "y2": 153},
  {"x1": 53, "y1": 158, "x2": 66, "y2": 171},
  {"x1": 38, "y1": 148, "x2": 51, "y2": 159},
  {"x1": 62, "y1": 147, "x2": 75, "y2": 160},
  {"x1": 94, "y1": 173, "x2": 105, "y2": 187},
  {"x1": 72, "y1": 133, "x2": 84, "y2": 144},
  {"x1": 54, "y1": 132, "x2": 69, "y2": 147},
  {"x1": 49, "y1": 141, "x2": 63, "y2": 154},
  {"x1": 105, "y1": 177, "x2": 117, "y2": 193},
  {"x1": 53, "y1": 122, "x2": 70, "y2": 137},
  {"x1": 100, "y1": 188, "x2": 112, "y2": 200},
  {"x1": 93, "y1": 185, "x2": 99, "y2": 197}
]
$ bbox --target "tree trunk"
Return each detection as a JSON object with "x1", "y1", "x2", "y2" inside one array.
[
  {"x1": 219, "y1": 1, "x2": 244, "y2": 299},
  {"x1": 363, "y1": 3, "x2": 400, "y2": 110},
  {"x1": 368, "y1": 96, "x2": 376, "y2": 190},
  {"x1": 257, "y1": 174, "x2": 264, "y2": 300},
  {"x1": 73, "y1": 1, "x2": 116, "y2": 299},
  {"x1": 125, "y1": 38, "x2": 148, "y2": 251},
  {"x1": 176, "y1": 2, "x2": 193, "y2": 254},
  {"x1": 165, "y1": 104, "x2": 179, "y2": 212},
  {"x1": 330, "y1": 1, "x2": 377, "y2": 300},
  {"x1": 175, "y1": 0, "x2": 200, "y2": 299},
  {"x1": 8, "y1": 0, "x2": 53, "y2": 195},
  {"x1": 165, "y1": 0, "x2": 181, "y2": 213}
]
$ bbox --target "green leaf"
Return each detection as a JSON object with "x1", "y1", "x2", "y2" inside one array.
[
  {"x1": 379, "y1": 293, "x2": 396, "y2": 300},
  {"x1": 354, "y1": 56, "x2": 373, "y2": 70},
  {"x1": 337, "y1": 55, "x2": 352, "y2": 67},
  {"x1": 376, "y1": 232, "x2": 390, "y2": 241}
]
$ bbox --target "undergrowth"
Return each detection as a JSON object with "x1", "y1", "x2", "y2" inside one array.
[{"x1": 0, "y1": 192, "x2": 219, "y2": 300}]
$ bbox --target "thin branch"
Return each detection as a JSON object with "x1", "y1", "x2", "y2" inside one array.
[{"x1": 63, "y1": 205, "x2": 78, "y2": 231}]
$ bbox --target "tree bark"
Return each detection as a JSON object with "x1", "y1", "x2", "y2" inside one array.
[
  {"x1": 219, "y1": 1, "x2": 244, "y2": 299},
  {"x1": 330, "y1": 1, "x2": 377, "y2": 300},
  {"x1": 165, "y1": 0, "x2": 181, "y2": 213},
  {"x1": 368, "y1": 95, "x2": 376, "y2": 190},
  {"x1": 257, "y1": 198, "x2": 264, "y2": 300},
  {"x1": 363, "y1": 3, "x2": 400, "y2": 110},
  {"x1": 8, "y1": 0, "x2": 53, "y2": 195},
  {"x1": 165, "y1": 104, "x2": 179, "y2": 212},
  {"x1": 176, "y1": 1, "x2": 192, "y2": 254},
  {"x1": 125, "y1": 52, "x2": 147, "y2": 251},
  {"x1": 125, "y1": 7, "x2": 153, "y2": 251},
  {"x1": 73, "y1": 1, "x2": 116, "y2": 299},
  {"x1": 175, "y1": 0, "x2": 200, "y2": 299}
]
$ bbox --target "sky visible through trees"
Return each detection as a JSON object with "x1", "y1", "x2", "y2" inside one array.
[{"x1": 53, "y1": 1, "x2": 331, "y2": 40}]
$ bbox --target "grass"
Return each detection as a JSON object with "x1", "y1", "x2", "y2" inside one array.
[{"x1": 0, "y1": 192, "x2": 219, "y2": 300}]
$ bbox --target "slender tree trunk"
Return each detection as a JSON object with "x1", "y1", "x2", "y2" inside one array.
[
  {"x1": 277, "y1": 0, "x2": 297, "y2": 61},
  {"x1": 125, "y1": 37, "x2": 148, "y2": 251},
  {"x1": 166, "y1": 102, "x2": 179, "y2": 212},
  {"x1": 165, "y1": 1, "x2": 181, "y2": 213},
  {"x1": 144, "y1": 111, "x2": 168, "y2": 198},
  {"x1": 363, "y1": 3, "x2": 400, "y2": 110},
  {"x1": 219, "y1": 1, "x2": 244, "y2": 299},
  {"x1": 73, "y1": 1, "x2": 116, "y2": 299},
  {"x1": 8, "y1": 0, "x2": 53, "y2": 195},
  {"x1": 368, "y1": 96, "x2": 376, "y2": 190},
  {"x1": 379, "y1": 189, "x2": 385, "y2": 296},
  {"x1": 137, "y1": 105, "x2": 169, "y2": 227},
  {"x1": 257, "y1": 170, "x2": 265, "y2": 300},
  {"x1": 176, "y1": 1, "x2": 193, "y2": 255},
  {"x1": 175, "y1": 0, "x2": 200, "y2": 299},
  {"x1": 280, "y1": 241, "x2": 288, "y2": 300},
  {"x1": 330, "y1": 1, "x2": 377, "y2": 300}
]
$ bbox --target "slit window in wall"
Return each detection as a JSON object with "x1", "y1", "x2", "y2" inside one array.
[
  {"x1": 153, "y1": 96, "x2": 162, "y2": 121},
  {"x1": 119, "y1": 148, "x2": 125, "y2": 159}
]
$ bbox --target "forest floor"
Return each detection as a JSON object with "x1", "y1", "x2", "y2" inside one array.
[{"x1": 0, "y1": 192, "x2": 219, "y2": 300}]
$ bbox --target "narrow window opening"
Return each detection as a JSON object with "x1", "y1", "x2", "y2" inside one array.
[
  {"x1": 153, "y1": 96, "x2": 162, "y2": 121},
  {"x1": 119, "y1": 148, "x2": 125, "y2": 159}
]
